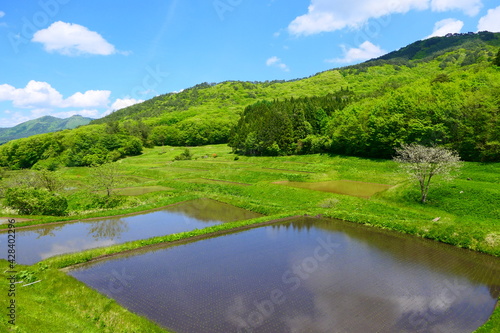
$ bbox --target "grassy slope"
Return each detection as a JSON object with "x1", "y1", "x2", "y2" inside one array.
[{"x1": 1, "y1": 144, "x2": 498, "y2": 332}]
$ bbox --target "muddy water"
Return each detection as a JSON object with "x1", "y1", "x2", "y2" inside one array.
[
  {"x1": 275, "y1": 180, "x2": 392, "y2": 197},
  {"x1": 69, "y1": 217, "x2": 500, "y2": 333},
  {"x1": 0, "y1": 198, "x2": 262, "y2": 265}
]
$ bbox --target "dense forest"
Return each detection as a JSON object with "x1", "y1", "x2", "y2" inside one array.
[
  {"x1": 0, "y1": 32, "x2": 499, "y2": 169},
  {"x1": 229, "y1": 68, "x2": 500, "y2": 161},
  {"x1": 228, "y1": 89, "x2": 355, "y2": 155}
]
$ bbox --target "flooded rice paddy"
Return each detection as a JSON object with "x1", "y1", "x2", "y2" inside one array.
[
  {"x1": 69, "y1": 216, "x2": 500, "y2": 333},
  {"x1": 0, "y1": 198, "x2": 262, "y2": 265},
  {"x1": 275, "y1": 180, "x2": 392, "y2": 198}
]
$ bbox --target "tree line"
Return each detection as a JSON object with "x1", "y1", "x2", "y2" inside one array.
[{"x1": 0, "y1": 123, "x2": 143, "y2": 170}]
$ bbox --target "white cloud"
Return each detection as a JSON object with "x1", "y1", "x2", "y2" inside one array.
[
  {"x1": 431, "y1": 0, "x2": 482, "y2": 16},
  {"x1": 288, "y1": 0, "x2": 429, "y2": 35},
  {"x1": 288, "y1": 0, "x2": 483, "y2": 36},
  {"x1": 110, "y1": 98, "x2": 143, "y2": 111},
  {"x1": 478, "y1": 6, "x2": 500, "y2": 32},
  {"x1": 426, "y1": 18, "x2": 464, "y2": 38},
  {"x1": 327, "y1": 41, "x2": 386, "y2": 64},
  {"x1": 0, "y1": 81, "x2": 63, "y2": 108},
  {"x1": 63, "y1": 90, "x2": 111, "y2": 108},
  {"x1": 0, "y1": 81, "x2": 110, "y2": 109},
  {"x1": 32, "y1": 21, "x2": 117, "y2": 56},
  {"x1": 266, "y1": 56, "x2": 290, "y2": 71},
  {"x1": 0, "y1": 11, "x2": 5, "y2": 18},
  {"x1": 0, "y1": 81, "x2": 117, "y2": 127}
]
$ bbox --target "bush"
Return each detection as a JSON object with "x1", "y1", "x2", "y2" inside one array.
[
  {"x1": 88, "y1": 193, "x2": 124, "y2": 209},
  {"x1": 174, "y1": 148, "x2": 193, "y2": 161},
  {"x1": 5, "y1": 187, "x2": 68, "y2": 216}
]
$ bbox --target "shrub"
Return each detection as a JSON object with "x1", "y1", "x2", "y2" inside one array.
[
  {"x1": 5, "y1": 187, "x2": 68, "y2": 216},
  {"x1": 174, "y1": 148, "x2": 193, "y2": 161},
  {"x1": 88, "y1": 193, "x2": 124, "y2": 209}
]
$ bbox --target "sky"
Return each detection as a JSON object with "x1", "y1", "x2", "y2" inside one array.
[{"x1": 1, "y1": 0, "x2": 500, "y2": 127}]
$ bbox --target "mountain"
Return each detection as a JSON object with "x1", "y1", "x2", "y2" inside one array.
[
  {"x1": 0, "y1": 115, "x2": 93, "y2": 144},
  {"x1": 92, "y1": 32, "x2": 500, "y2": 127},
  {"x1": 0, "y1": 32, "x2": 499, "y2": 169}
]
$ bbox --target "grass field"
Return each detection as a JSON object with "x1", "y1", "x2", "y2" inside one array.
[{"x1": 1, "y1": 144, "x2": 499, "y2": 332}]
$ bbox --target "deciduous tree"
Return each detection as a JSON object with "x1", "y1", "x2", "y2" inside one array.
[
  {"x1": 89, "y1": 162, "x2": 121, "y2": 197},
  {"x1": 394, "y1": 144, "x2": 461, "y2": 203}
]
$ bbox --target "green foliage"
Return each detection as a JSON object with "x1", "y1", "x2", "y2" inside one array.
[
  {"x1": 16, "y1": 269, "x2": 38, "y2": 283},
  {"x1": 0, "y1": 125, "x2": 143, "y2": 169},
  {"x1": 494, "y1": 48, "x2": 500, "y2": 66},
  {"x1": 233, "y1": 57, "x2": 500, "y2": 161},
  {"x1": 174, "y1": 148, "x2": 193, "y2": 161},
  {"x1": 5, "y1": 187, "x2": 68, "y2": 216},
  {"x1": 87, "y1": 193, "x2": 124, "y2": 209},
  {"x1": 229, "y1": 89, "x2": 354, "y2": 156}
]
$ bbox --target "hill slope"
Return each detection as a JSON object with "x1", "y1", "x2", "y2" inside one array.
[
  {"x1": 0, "y1": 32, "x2": 499, "y2": 169},
  {"x1": 0, "y1": 115, "x2": 92, "y2": 144},
  {"x1": 92, "y1": 31, "x2": 500, "y2": 125}
]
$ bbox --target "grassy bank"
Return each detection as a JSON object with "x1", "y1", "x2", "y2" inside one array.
[{"x1": 0, "y1": 144, "x2": 499, "y2": 332}]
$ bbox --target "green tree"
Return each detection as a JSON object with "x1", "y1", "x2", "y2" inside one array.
[
  {"x1": 394, "y1": 144, "x2": 461, "y2": 203},
  {"x1": 494, "y1": 49, "x2": 500, "y2": 66}
]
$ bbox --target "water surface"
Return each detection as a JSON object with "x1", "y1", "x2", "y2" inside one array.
[
  {"x1": 0, "y1": 198, "x2": 261, "y2": 265},
  {"x1": 69, "y1": 217, "x2": 500, "y2": 333}
]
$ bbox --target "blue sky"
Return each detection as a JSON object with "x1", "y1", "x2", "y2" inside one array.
[{"x1": 1, "y1": 0, "x2": 499, "y2": 127}]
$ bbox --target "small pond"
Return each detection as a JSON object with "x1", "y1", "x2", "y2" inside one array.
[
  {"x1": 275, "y1": 180, "x2": 392, "y2": 197},
  {"x1": 0, "y1": 198, "x2": 262, "y2": 265},
  {"x1": 69, "y1": 217, "x2": 500, "y2": 333}
]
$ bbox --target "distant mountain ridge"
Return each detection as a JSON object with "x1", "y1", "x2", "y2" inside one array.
[{"x1": 0, "y1": 115, "x2": 93, "y2": 144}]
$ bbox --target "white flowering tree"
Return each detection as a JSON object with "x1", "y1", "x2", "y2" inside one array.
[{"x1": 394, "y1": 144, "x2": 461, "y2": 203}]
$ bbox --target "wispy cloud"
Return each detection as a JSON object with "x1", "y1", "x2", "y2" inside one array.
[
  {"x1": 288, "y1": 0, "x2": 482, "y2": 36},
  {"x1": 266, "y1": 56, "x2": 290, "y2": 72}
]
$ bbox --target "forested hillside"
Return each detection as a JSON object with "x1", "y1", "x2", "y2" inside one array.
[
  {"x1": 0, "y1": 32, "x2": 499, "y2": 169},
  {"x1": 0, "y1": 115, "x2": 92, "y2": 144}
]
